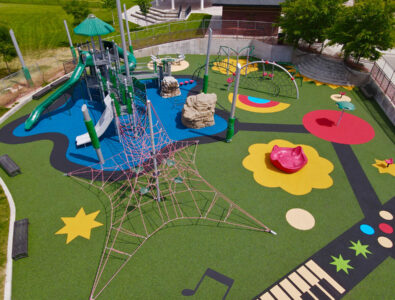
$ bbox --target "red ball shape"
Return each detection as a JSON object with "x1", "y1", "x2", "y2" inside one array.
[
  {"x1": 233, "y1": 72, "x2": 236, "y2": 76},
  {"x1": 265, "y1": 60, "x2": 269, "y2": 64},
  {"x1": 179, "y1": 82, "x2": 184, "y2": 86},
  {"x1": 184, "y1": 81, "x2": 189, "y2": 85},
  {"x1": 263, "y1": 72, "x2": 267, "y2": 77},
  {"x1": 291, "y1": 77, "x2": 295, "y2": 81},
  {"x1": 189, "y1": 80, "x2": 194, "y2": 84}
]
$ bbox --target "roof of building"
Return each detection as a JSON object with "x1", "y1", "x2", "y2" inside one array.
[{"x1": 212, "y1": 0, "x2": 284, "y2": 6}]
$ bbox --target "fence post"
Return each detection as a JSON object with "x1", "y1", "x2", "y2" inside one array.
[
  {"x1": 9, "y1": 29, "x2": 33, "y2": 87},
  {"x1": 385, "y1": 71, "x2": 394, "y2": 93},
  {"x1": 64, "y1": 20, "x2": 77, "y2": 64}
]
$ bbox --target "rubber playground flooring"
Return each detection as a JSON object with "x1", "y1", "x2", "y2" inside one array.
[{"x1": 0, "y1": 54, "x2": 394, "y2": 299}]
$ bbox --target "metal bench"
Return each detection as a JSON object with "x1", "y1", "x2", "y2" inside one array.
[
  {"x1": 0, "y1": 154, "x2": 21, "y2": 177},
  {"x1": 12, "y1": 218, "x2": 29, "y2": 260}
]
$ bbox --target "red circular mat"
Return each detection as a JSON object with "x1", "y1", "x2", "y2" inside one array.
[
  {"x1": 303, "y1": 110, "x2": 375, "y2": 144},
  {"x1": 379, "y1": 223, "x2": 393, "y2": 234}
]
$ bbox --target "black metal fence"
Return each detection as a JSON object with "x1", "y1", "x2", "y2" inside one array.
[{"x1": 371, "y1": 58, "x2": 395, "y2": 105}]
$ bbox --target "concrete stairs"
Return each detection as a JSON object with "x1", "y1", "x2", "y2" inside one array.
[
  {"x1": 295, "y1": 53, "x2": 353, "y2": 86},
  {"x1": 130, "y1": 7, "x2": 180, "y2": 25}
]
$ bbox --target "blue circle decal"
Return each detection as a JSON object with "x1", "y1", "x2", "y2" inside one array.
[{"x1": 360, "y1": 224, "x2": 375, "y2": 235}]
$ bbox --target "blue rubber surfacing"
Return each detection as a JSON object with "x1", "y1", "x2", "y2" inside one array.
[{"x1": 13, "y1": 78, "x2": 227, "y2": 170}]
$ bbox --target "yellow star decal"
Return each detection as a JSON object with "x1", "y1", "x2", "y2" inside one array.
[
  {"x1": 55, "y1": 208, "x2": 103, "y2": 244},
  {"x1": 372, "y1": 159, "x2": 395, "y2": 176}
]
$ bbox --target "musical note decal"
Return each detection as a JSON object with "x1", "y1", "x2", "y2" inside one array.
[{"x1": 182, "y1": 268, "x2": 234, "y2": 300}]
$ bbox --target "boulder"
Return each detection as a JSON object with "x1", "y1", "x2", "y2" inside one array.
[
  {"x1": 181, "y1": 93, "x2": 217, "y2": 129},
  {"x1": 160, "y1": 76, "x2": 181, "y2": 98}
]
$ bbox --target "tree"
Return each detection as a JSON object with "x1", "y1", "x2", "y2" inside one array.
[
  {"x1": 62, "y1": 0, "x2": 92, "y2": 26},
  {"x1": 136, "y1": 0, "x2": 151, "y2": 26},
  {"x1": 327, "y1": 0, "x2": 394, "y2": 62},
  {"x1": 102, "y1": 0, "x2": 116, "y2": 25},
  {"x1": 0, "y1": 25, "x2": 17, "y2": 74},
  {"x1": 278, "y1": 0, "x2": 343, "y2": 48}
]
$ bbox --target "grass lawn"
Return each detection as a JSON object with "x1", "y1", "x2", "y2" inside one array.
[
  {"x1": 0, "y1": 107, "x2": 10, "y2": 117},
  {"x1": 0, "y1": 185, "x2": 10, "y2": 299},
  {"x1": 0, "y1": 2, "x2": 121, "y2": 55},
  {"x1": 0, "y1": 54, "x2": 394, "y2": 299}
]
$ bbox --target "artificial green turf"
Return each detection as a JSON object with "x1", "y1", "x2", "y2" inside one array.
[
  {"x1": 0, "y1": 54, "x2": 394, "y2": 299},
  {"x1": 343, "y1": 257, "x2": 395, "y2": 300}
]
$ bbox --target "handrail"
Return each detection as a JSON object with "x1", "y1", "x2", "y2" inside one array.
[{"x1": 178, "y1": 4, "x2": 182, "y2": 19}]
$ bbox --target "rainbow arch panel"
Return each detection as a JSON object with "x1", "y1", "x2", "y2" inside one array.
[{"x1": 228, "y1": 93, "x2": 290, "y2": 113}]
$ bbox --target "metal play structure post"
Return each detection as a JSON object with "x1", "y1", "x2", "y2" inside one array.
[
  {"x1": 9, "y1": 29, "x2": 33, "y2": 87},
  {"x1": 203, "y1": 28, "x2": 212, "y2": 94},
  {"x1": 225, "y1": 63, "x2": 241, "y2": 143},
  {"x1": 147, "y1": 100, "x2": 161, "y2": 202},
  {"x1": 63, "y1": 20, "x2": 77, "y2": 64},
  {"x1": 116, "y1": 0, "x2": 130, "y2": 78},
  {"x1": 81, "y1": 104, "x2": 105, "y2": 164},
  {"x1": 123, "y1": 3, "x2": 134, "y2": 53}
]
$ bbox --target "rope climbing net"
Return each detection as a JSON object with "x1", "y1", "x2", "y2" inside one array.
[{"x1": 68, "y1": 102, "x2": 273, "y2": 299}]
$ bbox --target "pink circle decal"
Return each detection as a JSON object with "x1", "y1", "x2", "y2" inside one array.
[{"x1": 303, "y1": 110, "x2": 375, "y2": 144}]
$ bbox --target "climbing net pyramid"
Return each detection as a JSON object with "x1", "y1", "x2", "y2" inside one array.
[{"x1": 68, "y1": 102, "x2": 272, "y2": 299}]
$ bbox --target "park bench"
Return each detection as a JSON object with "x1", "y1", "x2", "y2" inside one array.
[
  {"x1": 0, "y1": 154, "x2": 21, "y2": 177},
  {"x1": 12, "y1": 218, "x2": 29, "y2": 260}
]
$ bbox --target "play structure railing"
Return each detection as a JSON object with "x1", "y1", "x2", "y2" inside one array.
[
  {"x1": 371, "y1": 57, "x2": 395, "y2": 105},
  {"x1": 106, "y1": 19, "x2": 277, "y2": 50}
]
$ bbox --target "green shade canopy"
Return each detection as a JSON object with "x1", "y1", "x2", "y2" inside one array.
[{"x1": 73, "y1": 14, "x2": 115, "y2": 37}]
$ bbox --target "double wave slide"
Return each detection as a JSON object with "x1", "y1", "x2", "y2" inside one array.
[
  {"x1": 75, "y1": 95, "x2": 113, "y2": 146},
  {"x1": 24, "y1": 61, "x2": 87, "y2": 131}
]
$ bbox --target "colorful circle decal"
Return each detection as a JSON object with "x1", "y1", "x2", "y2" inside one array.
[
  {"x1": 379, "y1": 223, "x2": 393, "y2": 234},
  {"x1": 377, "y1": 236, "x2": 393, "y2": 248},
  {"x1": 360, "y1": 224, "x2": 375, "y2": 235},
  {"x1": 286, "y1": 208, "x2": 315, "y2": 230},
  {"x1": 330, "y1": 94, "x2": 352, "y2": 102},
  {"x1": 379, "y1": 210, "x2": 394, "y2": 221},
  {"x1": 228, "y1": 93, "x2": 290, "y2": 113},
  {"x1": 303, "y1": 110, "x2": 375, "y2": 145}
]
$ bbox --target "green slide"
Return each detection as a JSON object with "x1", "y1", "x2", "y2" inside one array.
[
  {"x1": 24, "y1": 60, "x2": 86, "y2": 131},
  {"x1": 103, "y1": 41, "x2": 137, "y2": 73}
]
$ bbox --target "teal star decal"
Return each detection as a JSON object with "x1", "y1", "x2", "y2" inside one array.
[
  {"x1": 349, "y1": 240, "x2": 372, "y2": 258},
  {"x1": 330, "y1": 254, "x2": 354, "y2": 274}
]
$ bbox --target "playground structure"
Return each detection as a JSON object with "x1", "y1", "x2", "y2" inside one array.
[
  {"x1": 3, "y1": 2, "x2": 394, "y2": 299},
  {"x1": 270, "y1": 145, "x2": 308, "y2": 174},
  {"x1": 13, "y1": 7, "x2": 275, "y2": 299},
  {"x1": 150, "y1": 54, "x2": 186, "y2": 75},
  {"x1": 69, "y1": 100, "x2": 274, "y2": 299},
  {"x1": 213, "y1": 45, "x2": 254, "y2": 76},
  {"x1": 192, "y1": 45, "x2": 255, "y2": 79},
  {"x1": 226, "y1": 61, "x2": 299, "y2": 142}
]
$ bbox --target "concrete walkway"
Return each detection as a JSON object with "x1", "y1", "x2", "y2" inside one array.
[{"x1": 125, "y1": 4, "x2": 222, "y2": 26}]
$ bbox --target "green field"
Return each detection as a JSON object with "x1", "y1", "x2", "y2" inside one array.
[
  {"x1": 0, "y1": 2, "x2": 124, "y2": 54},
  {"x1": 0, "y1": 54, "x2": 394, "y2": 299},
  {"x1": 0, "y1": 185, "x2": 9, "y2": 299}
]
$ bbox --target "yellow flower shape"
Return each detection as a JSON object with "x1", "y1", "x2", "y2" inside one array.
[
  {"x1": 212, "y1": 58, "x2": 258, "y2": 75},
  {"x1": 372, "y1": 159, "x2": 395, "y2": 176},
  {"x1": 242, "y1": 139, "x2": 334, "y2": 195}
]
